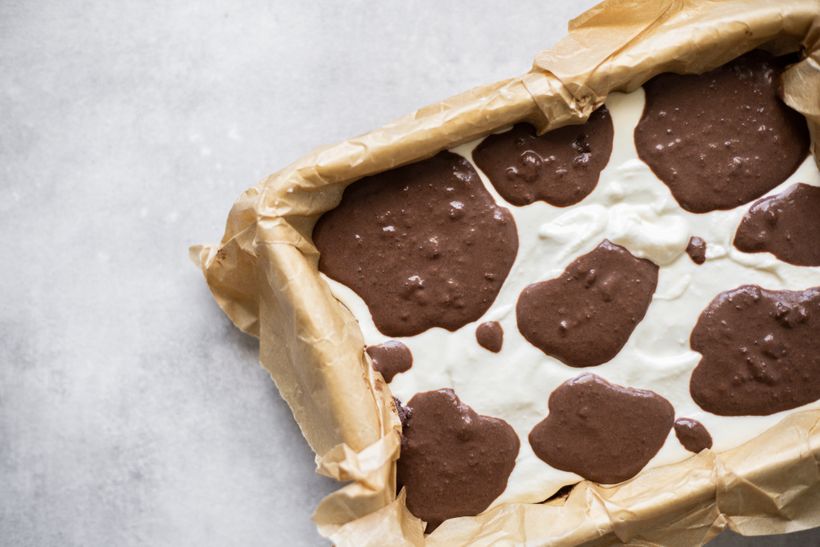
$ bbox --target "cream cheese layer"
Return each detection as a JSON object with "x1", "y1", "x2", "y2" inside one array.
[{"x1": 323, "y1": 88, "x2": 820, "y2": 507}]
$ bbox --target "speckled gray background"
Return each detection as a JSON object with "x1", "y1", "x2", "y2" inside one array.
[{"x1": 1, "y1": 1, "x2": 818, "y2": 545}]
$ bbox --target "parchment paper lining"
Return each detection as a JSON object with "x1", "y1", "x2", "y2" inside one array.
[{"x1": 192, "y1": 0, "x2": 820, "y2": 544}]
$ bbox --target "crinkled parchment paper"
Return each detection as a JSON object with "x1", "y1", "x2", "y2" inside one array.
[{"x1": 191, "y1": 0, "x2": 820, "y2": 544}]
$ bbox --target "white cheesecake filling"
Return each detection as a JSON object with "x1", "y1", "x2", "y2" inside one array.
[{"x1": 322, "y1": 88, "x2": 820, "y2": 506}]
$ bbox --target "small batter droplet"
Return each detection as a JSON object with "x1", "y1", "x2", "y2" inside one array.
[
  {"x1": 686, "y1": 236, "x2": 707, "y2": 265},
  {"x1": 690, "y1": 285, "x2": 820, "y2": 416},
  {"x1": 674, "y1": 418, "x2": 713, "y2": 453},
  {"x1": 398, "y1": 389, "x2": 519, "y2": 531},
  {"x1": 366, "y1": 341, "x2": 413, "y2": 383},
  {"x1": 476, "y1": 321, "x2": 503, "y2": 352},
  {"x1": 635, "y1": 51, "x2": 809, "y2": 213},
  {"x1": 734, "y1": 183, "x2": 820, "y2": 266},
  {"x1": 516, "y1": 240, "x2": 659, "y2": 367},
  {"x1": 472, "y1": 107, "x2": 614, "y2": 207},
  {"x1": 528, "y1": 374, "x2": 674, "y2": 484}
]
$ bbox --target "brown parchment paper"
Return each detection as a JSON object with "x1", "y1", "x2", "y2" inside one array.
[{"x1": 192, "y1": 0, "x2": 820, "y2": 544}]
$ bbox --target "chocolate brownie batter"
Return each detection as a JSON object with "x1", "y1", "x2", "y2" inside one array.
[
  {"x1": 686, "y1": 236, "x2": 707, "y2": 265},
  {"x1": 314, "y1": 151, "x2": 518, "y2": 337},
  {"x1": 475, "y1": 321, "x2": 503, "y2": 353},
  {"x1": 674, "y1": 418, "x2": 712, "y2": 453},
  {"x1": 516, "y1": 240, "x2": 659, "y2": 367},
  {"x1": 734, "y1": 183, "x2": 820, "y2": 266},
  {"x1": 394, "y1": 397, "x2": 412, "y2": 429},
  {"x1": 690, "y1": 285, "x2": 820, "y2": 416},
  {"x1": 472, "y1": 107, "x2": 614, "y2": 207},
  {"x1": 635, "y1": 51, "x2": 809, "y2": 213},
  {"x1": 528, "y1": 374, "x2": 674, "y2": 484},
  {"x1": 397, "y1": 389, "x2": 519, "y2": 530},
  {"x1": 366, "y1": 341, "x2": 413, "y2": 383}
]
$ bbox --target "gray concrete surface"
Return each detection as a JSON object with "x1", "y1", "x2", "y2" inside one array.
[{"x1": 1, "y1": 1, "x2": 817, "y2": 545}]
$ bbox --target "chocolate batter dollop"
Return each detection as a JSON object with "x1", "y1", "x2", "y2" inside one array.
[
  {"x1": 397, "y1": 389, "x2": 519, "y2": 530},
  {"x1": 686, "y1": 236, "x2": 707, "y2": 265},
  {"x1": 673, "y1": 418, "x2": 713, "y2": 453},
  {"x1": 528, "y1": 374, "x2": 674, "y2": 484},
  {"x1": 516, "y1": 240, "x2": 659, "y2": 367},
  {"x1": 635, "y1": 51, "x2": 809, "y2": 213},
  {"x1": 475, "y1": 321, "x2": 503, "y2": 353},
  {"x1": 472, "y1": 107, "x2": 614, "y2": 207},
  {"x1": 366, "y1": 341, "x2": 413, "y2": 383},
  {"x1": 690, "y1": 285, "x2": 820, "y2": 416},
  {"x1": 734, "y1": 183, "x2": 820, "y2": 266},
  {"x1": 313, "y1": 151, "x2": 518, "y2": 337}
]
